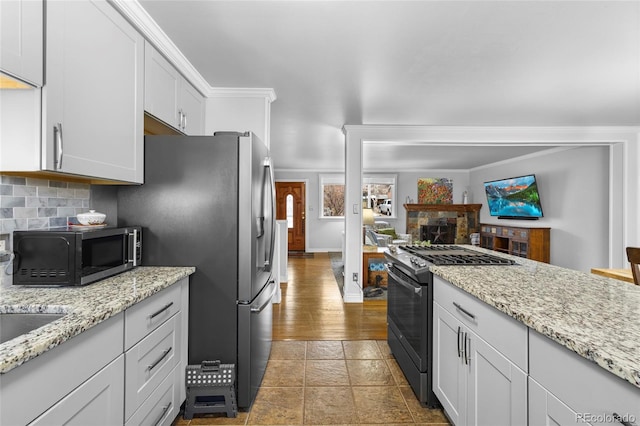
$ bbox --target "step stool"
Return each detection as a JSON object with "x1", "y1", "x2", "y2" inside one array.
[{"x1": 184, "y1": 361, "x2": 237, "y2": 419}]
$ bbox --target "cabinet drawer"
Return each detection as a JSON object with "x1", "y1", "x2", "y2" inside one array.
[
  {"x1": 433, "y1": 276, "x2": 528, "y2": 371},
  {"x1": 530, "y1": 330, "x2": 640, "y2": 424},
  {"x1": 125, "y1": 365, "x2": 180, "y2": 426},
  {"x1": 125, "y1": 283, "x2": 181, "y2": 350},
  {"x1": 125, "y1": 313, "x2": 180, "y2": 420}
]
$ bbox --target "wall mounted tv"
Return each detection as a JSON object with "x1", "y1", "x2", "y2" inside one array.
[{"x1": 483, "y1": 174, "x2": 544, "y2": 220}]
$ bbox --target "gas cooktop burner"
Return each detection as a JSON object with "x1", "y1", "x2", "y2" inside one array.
[{"x1": 400, "y1": 245, "x2": 515, "y2": 266}]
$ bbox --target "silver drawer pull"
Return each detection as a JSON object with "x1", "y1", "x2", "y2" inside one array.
[
  {"x1": 153, "y1": 402, "x2": 172, "y2": 426},
  {"x1": 149, "y1": 302, "x2": 173, "y2": 319},
  {"x1": 453, "y1": 302, "x2": 476, "y2": 320},
  {"x1": 613, "y1": 412, "x2": 636, "y2": 426},
  {"x1": 147, "y1": 347, "x2": 172, "y2": 372}
]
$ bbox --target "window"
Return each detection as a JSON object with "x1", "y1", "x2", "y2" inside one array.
[
  {"x1": 363, "y1": 175, "x2": 397, "y2": 218},
  {"x1": 319, "y1": 174, "x2": 396, "y2": 218},
  {"x1": 320, "y1": 174, "x2": 345, "y2": 218},
  {"x1": 286, "y1": 194, "x2": 294, "y2": 228}
]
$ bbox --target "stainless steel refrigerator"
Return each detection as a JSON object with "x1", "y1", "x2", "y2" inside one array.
[{"x1": 117, "y1": 131, "x2": 276, "y2": 408}]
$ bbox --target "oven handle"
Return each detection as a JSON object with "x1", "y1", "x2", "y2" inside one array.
[{"x1": 387, "y1": 268, "x2": 422, "y2": 296}]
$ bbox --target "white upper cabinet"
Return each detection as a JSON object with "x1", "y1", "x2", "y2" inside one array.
[
  {"x1": 43, "y1": 0, "x2": 144, "y2": 183},
  {"x1": 0, "y1": 0, "x2": 43, "y2": 86},
  {"x1": 179, "y1": 78, "x2": 205, "y2": 135},
  {"x1": 144, "y1": 41, "x2": 204, "y2": 135}
]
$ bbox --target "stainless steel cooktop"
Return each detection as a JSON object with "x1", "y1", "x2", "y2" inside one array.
[
  {"x1": 401, "y1": 245, "x2": 516, "y2": 266},
  {"x1": 385, "y1": 245, "x2": 516, "y2": 283}
]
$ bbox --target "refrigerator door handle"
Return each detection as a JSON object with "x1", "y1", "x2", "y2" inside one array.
[
  {"x1": 250, "y1": 280, "x2": 276, "y2": 313},
  {"x1": 263, "y1": 157, "x2": 276, "y2": 270}
]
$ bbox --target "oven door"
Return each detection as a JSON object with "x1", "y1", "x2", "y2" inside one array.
[{"x1": 387, "y1": 264, "x2": 429, "y2": 371}]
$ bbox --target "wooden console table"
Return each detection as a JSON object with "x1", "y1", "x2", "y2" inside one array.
[
  {"x1": 480, "y1": 223, "x2": 550, "y2": 263},
  {"x1": 363, "y1": 247, "x2": 387, "y2": 287}
]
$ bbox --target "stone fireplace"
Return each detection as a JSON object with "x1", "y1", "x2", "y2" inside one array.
[{"x1": 404, "y1": 204, "x2": 481, "y2": 244}]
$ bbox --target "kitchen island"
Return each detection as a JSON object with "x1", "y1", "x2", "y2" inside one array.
[
  {"x1": 430, "y1": 247, "x2": 639, "y2": 425},
  {"x1": 0, "y1": 266, "x2": 195, "y2": 425}
]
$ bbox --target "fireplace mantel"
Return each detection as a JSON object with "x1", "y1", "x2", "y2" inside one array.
[
  {"x1": 403, "y1": 203, "x2": 482, "y2": 213},
  {"x1": 404, "y1": 204, "x2": 482, "y2": 244}
]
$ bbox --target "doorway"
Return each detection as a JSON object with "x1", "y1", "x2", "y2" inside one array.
[{"x1": 275, "y1": 181, "x2": 306, "y2": 252}]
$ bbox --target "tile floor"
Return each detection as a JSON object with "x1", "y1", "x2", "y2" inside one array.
[{"x1": 173, "y1": 340, "x2": 449, "y2": 425}]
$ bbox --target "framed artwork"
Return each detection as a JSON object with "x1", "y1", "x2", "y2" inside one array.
[{"x1": 417, "y1": 178, "x2": 453, "y2": 204}]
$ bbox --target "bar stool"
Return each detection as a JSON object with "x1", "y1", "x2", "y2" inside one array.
[{"x1": 626, "y1": 247, "x2": 640, "y2": 285}]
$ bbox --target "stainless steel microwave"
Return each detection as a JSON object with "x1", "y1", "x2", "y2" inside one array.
[{"x1": 12, "y1": 226, "x2": 141, "y2": 286}]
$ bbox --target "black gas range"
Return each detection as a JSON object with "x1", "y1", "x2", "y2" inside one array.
[
  {"x1": 384, "y1": 244, "x2": 515, "y2": 408},
  {"x1": 384, "y1": 244, "x2": 515, "y2": 283}
]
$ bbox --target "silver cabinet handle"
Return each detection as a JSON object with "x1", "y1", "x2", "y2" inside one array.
[
  {"x1": 53, "y1": 123, "x2": 63, "y2": 169},
  {"x1": 183, "y1": 112, "x2": 187, "y2": 130},
  {"x1": 453, "y1": 302, "x2": 476, "y2": 320},
  {"x1": 149, "y1": 302, "x2": 173, "y2": 319},
  {"x1": 457, "y1": 326, "x2": 462, "y2": 358},
  {"x1": 464, "y1": 332, "x2": 470, "y2": 365},
  {"x1": 153, "y1": 402, "x2": 172, "y2": 426},
  {"x1": 147, "y1": 347, "x2": 172, "y2": 372}
]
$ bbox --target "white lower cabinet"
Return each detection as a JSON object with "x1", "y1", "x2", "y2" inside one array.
[
  {"x1": 529, "y1": 330, "x2": 640, "y2": 426},
  {"x1": 0, "y1": 312, "x2": 124, "y2": 426},
  {"x1": 125, "y1": 278, "x2": 189, "y2": 425},
  {"x1": 433, "y1": 276, "x2": 528, "y2": 426},
  {"x1": 433, "y1": 301, "x2": 527, "y2": 426},
  {"x1": 125, "y1": 314, "x2": 180, "y2": 420},
  {"x1": 30, "y1": 355, "x2": 125, "y2": 425},
  {"x1": 529, "y1": 376, "x2": 591, "y2": 425},
  {"x1": 0, "y1": 278, "x2": 189, "y2": 426}
]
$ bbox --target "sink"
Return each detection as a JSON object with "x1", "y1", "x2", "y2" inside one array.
[{"x1": 0, "y1": 313, "x2": 67, "y2": 344}]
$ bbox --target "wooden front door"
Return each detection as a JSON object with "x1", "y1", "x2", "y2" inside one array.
[{"x1": 275, "y1": 181, "x2": 306, "y2": 252}]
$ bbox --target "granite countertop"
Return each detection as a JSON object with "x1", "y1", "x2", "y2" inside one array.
[
  {"x1": 430, "y1": 248, "x2": 640, "y2": 389},
  {"x1": 0, "y1": 266, "x2": 195, "y2": 374}
]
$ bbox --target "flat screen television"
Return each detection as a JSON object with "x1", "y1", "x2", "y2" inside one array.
[{"x1": 483, "y1": 174, "x2": 544, "y2": 219}]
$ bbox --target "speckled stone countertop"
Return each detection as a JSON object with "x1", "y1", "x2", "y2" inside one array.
[
  {"x1": 0, "y1": 266, "x2": 195, "y2": 374},
  {"x1": 430, "y1": 247, "x2": 640, "y2": 389}
]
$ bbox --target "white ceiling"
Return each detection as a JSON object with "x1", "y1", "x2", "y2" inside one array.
[{"x1": 137, "y1": 0, "x2": 640, "y2": 171}]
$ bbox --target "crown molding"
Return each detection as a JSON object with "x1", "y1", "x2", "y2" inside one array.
[
  {"x1": 208, "y1": 87, "x2": 277, "y2": 102},
  {"x1": 109, "y1": 0, "x2": 276, "y2": 102}
]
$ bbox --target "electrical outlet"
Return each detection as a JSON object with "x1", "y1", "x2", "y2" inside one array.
[
  {"x1": 352, "y1": 273, "x2": 358, "y2": 281},
  {"x1": 0, "y1": 233, "x2": 9, "y2": 252}
]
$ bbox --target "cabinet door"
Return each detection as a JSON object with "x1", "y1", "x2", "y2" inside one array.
[
  {"x1": 433, "y1": 302, "x2": 466, "y2": 425},
  {"x1": 0, "y1": 0, "x2": 43, "y2": 86},
  {"x1": 44, "y1": 0, "x2": 143, "y2": 183},
  {"x1": 144, "y1": 41, "x2": 179, "y2": 129},
  {"x1": 179, "y1": 78, "x2": 205, "y2": 135},
  {"x1": 529, "y1": 377, "x2": 592, "y2": 425},
  {"x1": 466, "y1": 330, "x2": 527, "y2": 426},
  {"x1": 30, "y1": 355, "x2": 124, "y2": 426}
]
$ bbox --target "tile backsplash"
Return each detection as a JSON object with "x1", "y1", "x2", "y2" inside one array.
[{"x1": 0, "y1": 176, "x2": 91, "y2": 236}]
